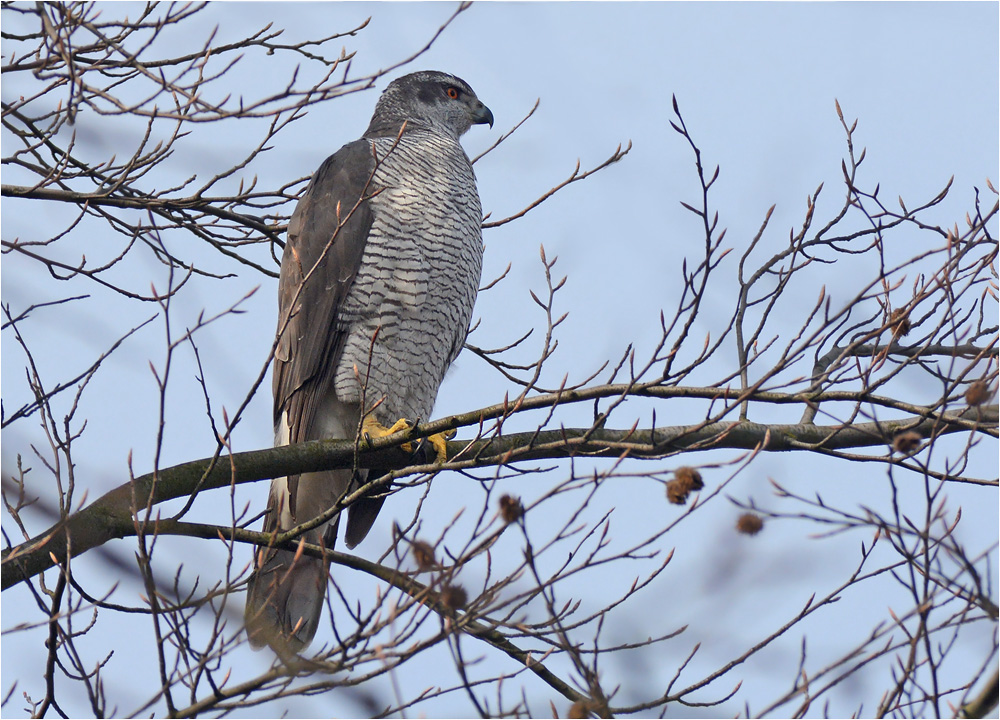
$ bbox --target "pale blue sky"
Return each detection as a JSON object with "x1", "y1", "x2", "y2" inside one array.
[{"x1": 2, "y1": 2, "x2": 997, "y2": 717}]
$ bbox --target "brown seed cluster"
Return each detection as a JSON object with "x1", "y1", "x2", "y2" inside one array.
[
  {"x1": 411, "y1": 540, "x2": 436, "y2": 571},
  {"x1": 889, "y1": 308, "x2": 911, "y2": 336},
  {"x1": 736, "y1": 513, "x2": 765, "y2": 536},
  {"x1": 499, "y1": 493, "x2": 523, "y2": 523},
  {"x1": 965, "y1": 380, "x2": 991, "y2": 406},
  {"x1": 665, "y1": 481, "x2": 687, "y2": 505},
  {"x1": 441, "y1": 584, "x2": 468, "y2": 612},
  {"x1": 893, "y1": 430, "x2": 923, "y2": 455},
  {"x1": 666, "y1": 466, "x2": 703, "y2": 505}
]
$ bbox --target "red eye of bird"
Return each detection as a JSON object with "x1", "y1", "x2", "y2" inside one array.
[{"x1": 446, "y1": 87, "x2": 459, "y2": 99}]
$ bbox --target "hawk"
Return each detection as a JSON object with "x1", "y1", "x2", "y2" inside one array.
[{"x1": 245, "y1": 71, "x2": 493, "y2": 653}]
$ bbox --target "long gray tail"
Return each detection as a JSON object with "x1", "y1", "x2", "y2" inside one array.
[
  {"x1": 245, "y1": 542, "x2": 328, "y2": 653},
  {"x1": 244, "y1": 445, "x2": 384, "y2": 653},
  {"x1": 244, "y1": 467, "x2": 344, "y2": 654}
]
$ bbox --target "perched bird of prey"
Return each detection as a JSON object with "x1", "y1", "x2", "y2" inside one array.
[{"x1": 245, "y1": 71, "x2": 493, "y2": 653}]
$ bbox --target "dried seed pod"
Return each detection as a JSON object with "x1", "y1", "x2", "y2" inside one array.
[
  {"x1": 441, "y1": 584, "x2": 468, "y2": 611},
  {"x1": 499, "y1": 494, "x2": 523, "y2": 523},
  {"x1": 965, "y1": 380, "x2": 991, "y2": 406},
  {"x1": 675, "y1": 466, "x2": 704, "y2": 491},
  {"x1": 666, "y1": 479, "x2": 688, "y2": 505},
  {"x1": 666, "y1": 466, "x2": 704, "y2": 505},
  {"x1": 889, "y1": 308, "x2": 911, "y2": 336},
  {"x1": 736, "y1": 513, "x2": 765, "y2": 536},
  {"x1": 893, "y1": 430, "x2": 922, "y2": 455},
  {"x1": 411, "y1": 540, "x2": 436, "y2": 571}
]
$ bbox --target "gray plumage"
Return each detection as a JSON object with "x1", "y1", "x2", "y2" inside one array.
[{"x1": 245, "y1": 71, "x2": 492, "y2": 653}]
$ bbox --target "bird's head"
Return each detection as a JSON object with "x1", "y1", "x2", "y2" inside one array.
[{"x1": 367, "y1": 70, "x2": 493, "y2": 139}]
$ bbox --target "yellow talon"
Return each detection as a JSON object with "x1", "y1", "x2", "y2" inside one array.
[
  {"x1": 362, "y1": 415, "x2": 414, "y2": 449},
  {"x1": 426, "y1": 428, "x2": 457, "y2": 463},
  {"x1": 361, "y1": 415, "x2": 455, "y2": 462}
]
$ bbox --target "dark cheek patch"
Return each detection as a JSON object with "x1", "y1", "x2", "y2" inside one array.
[{"x1": 416, "y1": 85, "x2": 439, "y2": 105}]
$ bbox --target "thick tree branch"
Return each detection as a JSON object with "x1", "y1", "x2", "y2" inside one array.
[{"x1": 3, "y1": 401, "x2": 994, "y2": 590}]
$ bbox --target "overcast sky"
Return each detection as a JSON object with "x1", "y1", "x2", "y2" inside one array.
[{"x1": 2, "y1": 2, "x2": 997, "y2": 717}]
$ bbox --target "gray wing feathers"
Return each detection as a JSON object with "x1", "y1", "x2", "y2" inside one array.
[
  {"x1": 246, "y1": 141, "x2": 376, "y2": 653},
  {"x1": 273, "y1": 139, "x2": 375, "y2": 445}
]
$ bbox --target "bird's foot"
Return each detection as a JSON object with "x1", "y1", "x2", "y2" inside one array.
[
  {"x1": 423, "y1": 427, "x2": 457, "y2": 463},
  {"x1": 362, "y1": 415, "x2": 413, "y2": 451},
  {"x1": 361, "y1": 415, "x2": 455, "y2": 462}
]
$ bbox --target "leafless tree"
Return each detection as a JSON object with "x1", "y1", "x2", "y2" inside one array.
[{"x1": 2, "y1": 3, "x2": 997, "y2": 718}]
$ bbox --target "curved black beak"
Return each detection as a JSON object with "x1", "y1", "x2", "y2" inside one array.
[{"x1": 471, "y1": 101, "x2": 494, "y2": 128}]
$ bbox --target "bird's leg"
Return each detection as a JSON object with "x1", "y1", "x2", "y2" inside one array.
[{"x1": 361, "y1": 415, "x2": 455, "y2": 462}]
